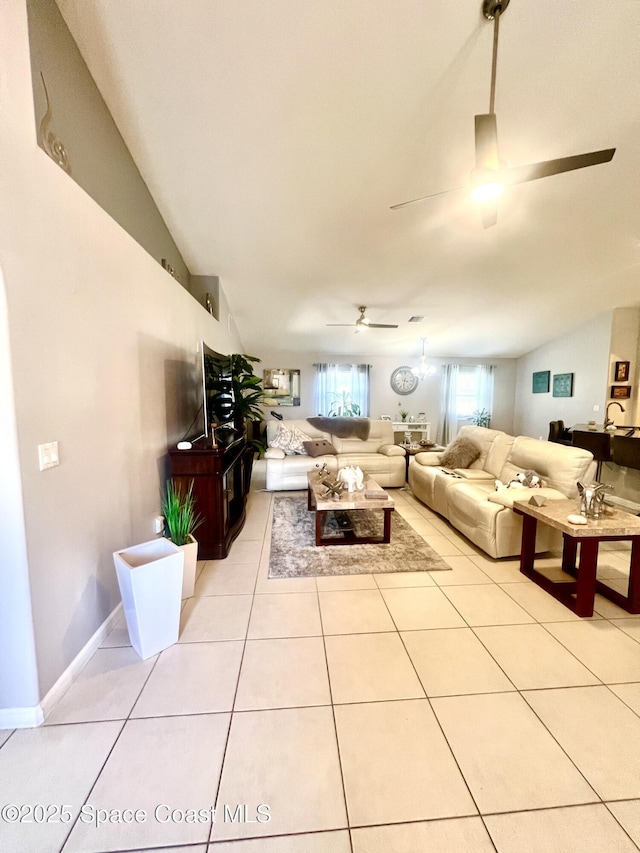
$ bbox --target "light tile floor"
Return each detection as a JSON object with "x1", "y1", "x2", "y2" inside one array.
[{"x1": 2, "y1": 461, "x2": 640, "y2": 851}]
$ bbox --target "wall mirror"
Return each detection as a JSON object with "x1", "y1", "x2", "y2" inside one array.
[{"x1": 263, "y1": 369, "x2": 300, "y2": 406}]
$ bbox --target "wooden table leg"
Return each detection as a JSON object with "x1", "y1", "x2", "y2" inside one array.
[
  {"x1": 519, "y1": 514, "x2": 537, "y2": 575},
  {"x1": 315, "y1": 510, "x2": 323, "y2": 546},
  {"x1": 575, "y1": 538, "x2": 599, "y2": 617},
  {"x1": 562, "y1": 535, "x2": 578, "y2": 575},
  {"x1": 382, "y1": 508, "x2": 393, "y2": 543},
  {"x1": 628, "y1": 537, "x2": 640, "y2": 613}
]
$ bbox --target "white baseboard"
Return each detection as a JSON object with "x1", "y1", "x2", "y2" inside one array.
[
  {"x1": 0, "y1": 603, "x2": 123, "y2": 730},
  {"x1": 0, "y1": 704, "x2": 44, "y2": 729}
]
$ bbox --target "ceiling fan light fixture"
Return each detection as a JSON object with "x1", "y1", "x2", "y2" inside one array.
[
  {"x1": 470, "y1": 181, "x2": 504, "y2": 202},
  {"x1": 470, "y1": 173, "x2": 505, "y2": 202}
]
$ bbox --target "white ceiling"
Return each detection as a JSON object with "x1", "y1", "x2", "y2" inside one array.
[{"x1": 57, "y1": 0, "x2": 640, "y2": 360}]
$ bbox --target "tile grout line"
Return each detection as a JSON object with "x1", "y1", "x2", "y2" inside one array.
[{"x1": 317, "y1": 577, "x2": 354, "y2": 852}]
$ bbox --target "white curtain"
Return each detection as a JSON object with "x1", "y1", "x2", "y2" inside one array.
[
  {"x1": 476, "y1": 364, "x2": 494, "y2": 417},
  {"x1": 437, "y1": 364, "x2": 460, "y2": 446},
  {"x1": 437, "y1": 364, "x2": 494, "y2": 446},
  {"x1": 313, "y1": 364, "x2": 370, "y2": 416}
]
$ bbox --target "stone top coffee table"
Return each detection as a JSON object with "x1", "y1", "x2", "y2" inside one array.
[
  {"x1": 306, "y1": 472, "x2": 395, "y2": 547},
  {"x1": 514, "y1": 497, "x2": 640, "y2": 617}
]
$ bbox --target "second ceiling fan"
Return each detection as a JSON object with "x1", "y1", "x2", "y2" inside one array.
[
  {"x1": 391, "y1": 0, "x2": 615, "y2": 227},
  {"x1": 327, "y1": 306, "x2": 398, "y2": 332}
]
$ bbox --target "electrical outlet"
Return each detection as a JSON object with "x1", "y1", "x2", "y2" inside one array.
[
  {"x1": 38, "y1": 441, "x2": 59, "y2": 471},
  {"x1": 154, "y1": 516, "x2": 164, "y2": 535},
  {"x1": 593, "y1": 404, "x2": 600, "y2": 412}
]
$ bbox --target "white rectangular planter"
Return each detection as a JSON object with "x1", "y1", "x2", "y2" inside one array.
[
  {"x1": 179, "y1": 535, "x2": 198, "y2": 599},
  {"x1": 113, "y1": 538, "x2": 184, "y2": 660}
]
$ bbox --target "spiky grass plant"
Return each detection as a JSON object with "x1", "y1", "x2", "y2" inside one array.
[{"x1": 161, "y1": 479, "x2": 203, "y2": 546}]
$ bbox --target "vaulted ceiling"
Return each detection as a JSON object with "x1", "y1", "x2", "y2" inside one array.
[{"x1": 57, "y1": 0, "x2": 640, "y2": 360}]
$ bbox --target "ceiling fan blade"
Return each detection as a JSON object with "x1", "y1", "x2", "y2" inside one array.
[
  {"x1": 505, "y1": 148, "x2": 615, "y2": 186},
  {"x1": 390, "y1": 186, "x2": 465, "y2": 210},
  {"x1": 475, "y1": 114, "x2": 500, "y2": 172},
  {"x1": 326, "y1": 323, "x2": 356, "y2": 327},
  {"x1": 480, "y1": 198, "x2": 498, "y2": 228},
  {"x1": 367, "y1": 323, "x2": 399, "y2": 328}
]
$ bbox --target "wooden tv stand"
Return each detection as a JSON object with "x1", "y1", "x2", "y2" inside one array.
[{"x1": 167, "y1": 436, "x2": 252, "y2": 560}]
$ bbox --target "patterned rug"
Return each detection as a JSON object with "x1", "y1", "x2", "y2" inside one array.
[{"x1": 268, "y1": 495, "x2": 452, "y2": 578}]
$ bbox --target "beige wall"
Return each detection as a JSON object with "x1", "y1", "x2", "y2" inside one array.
[
  {"x1": 0, "y1": 0, "x2": 243, "y2": 715},
  {"x1": 254, "y1": 349, "x2": 517, "y2": 436},
  {"x1": 513, "y1": 312, "x2": 613, "y2": 440}
]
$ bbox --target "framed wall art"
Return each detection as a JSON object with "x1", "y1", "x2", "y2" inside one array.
[
  {"x1": 614, "y1": 361, "x2": 630, "y2": 382},
  {"x1": 611, "y1": 385, "x2": 632, "y2": 399},
  {"x1": 262, "y1": 369, "x2": 300, "y2": 406},
  {"x1": 532, "y1": 370, "x2": 550, "y2": 393},
  {"x1": 552, "y1": 373, "x2": 574, "y2": 398}
]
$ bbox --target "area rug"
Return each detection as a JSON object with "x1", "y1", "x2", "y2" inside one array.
[{"x1": 268, "y1": 495, "x2": 452, "y2": 578}]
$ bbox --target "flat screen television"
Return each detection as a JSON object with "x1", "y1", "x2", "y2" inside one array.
[{"x1": 201, "y1": 341, "x2": 235, "y2": 439}]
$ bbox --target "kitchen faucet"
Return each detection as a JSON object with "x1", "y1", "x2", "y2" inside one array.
[{"x1": 604, "y1": 401, "x2": 625, "y2": 430}]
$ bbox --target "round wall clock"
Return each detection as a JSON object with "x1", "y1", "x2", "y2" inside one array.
[{"x1": 390, "y1": 366, "x2": 419, "y2": 395}]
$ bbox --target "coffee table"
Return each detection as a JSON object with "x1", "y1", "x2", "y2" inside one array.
[
  {"x1": 514, "y1": 498, "x2": 640, "y2": 617},
  {"x1": 307, "y1": 472, "x2": 395, "y2": 546}
]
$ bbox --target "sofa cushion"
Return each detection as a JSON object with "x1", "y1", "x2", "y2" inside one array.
[
  {"x1": 483, "y1": 433, "x2": 516, "y2": 477},
  {"x1": 454, "y1": 468, "x2": 496, "y2": 480},
  {"x1": 498, "y1": 436, "x2": 594, "y2": 498},
  {"x1": 455, "y1": 426, "x2": 508, "y2": 470},
  {"x1": 303, "y1": 439, "x2": 337, "y2": 457},
  {"x1": 269, "y1": 423, "x2": 312, "y2": 455},
  {"x1": 440, "y1": 436, "x2": 481, "y2": 469},
  {"x1": 330, "y1": 419, "x2": 395, "y2": 454}
]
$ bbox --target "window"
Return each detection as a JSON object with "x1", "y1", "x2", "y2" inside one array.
[
  {"x1": 313, "y1": 364, "x2": 370, "y2": 417},
  {"x1": 455, "y1": 365, "x2": 487, "y2": 418},
  {"x1": 437, "y1": 364, "x2": 494, "y2": 445}
]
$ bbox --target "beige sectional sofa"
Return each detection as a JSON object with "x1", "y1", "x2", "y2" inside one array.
[
  {"x1": 408, "y1": 426, "x2": 596, "y2": 558},
  {"x1": 264, "y1": 418, "x2": 406, "y2": 491}
]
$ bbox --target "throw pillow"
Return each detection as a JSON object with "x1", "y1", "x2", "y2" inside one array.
[
  {"x1": 269, "y1": 423, "x2": 312, "y2": 455},
  {"x1": 439, "y1": 436, "x2": 482, "y2": 470},
  {"x1": 303, "y1": 439, "x2": 337, "y2": 457}
]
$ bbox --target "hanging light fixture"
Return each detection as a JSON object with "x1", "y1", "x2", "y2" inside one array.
[{"x1": 411, "y1": 338, "x2": 437, "y2": 379}]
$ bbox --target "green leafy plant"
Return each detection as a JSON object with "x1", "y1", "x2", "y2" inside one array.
[
  {"x1": 470, "y1": 408, "x2": 491, "y2": 427},
  {"x1": 208, "y1": 353, "x2": 265, "y2": 424},
  {"x1": 398, "y1": 405, "x2": 409, "y2": 422},
  {"x1": 161, "y1": 479, "x2": 203, "y2": 546},
  {"x1": 328, "y1": 391, "x2": 361, "y2": 417}
]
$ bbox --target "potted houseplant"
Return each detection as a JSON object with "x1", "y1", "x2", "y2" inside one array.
[
  {"x1": 162, "y1": 479, "x2": 203, "y2": 598},
  {"x1": 328, "y1": 390, "x2": 361, "y2": 417},
  {"x1": 471, "y1": 408, "x2": 491, "y2": 428},
  {"x1": 398, "y1": 406, "x2": 409, "y2": 422}
]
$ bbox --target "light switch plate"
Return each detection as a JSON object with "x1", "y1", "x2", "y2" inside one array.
[{"x1": 38, "y1": 441, "x2": 59, "y2": 471}]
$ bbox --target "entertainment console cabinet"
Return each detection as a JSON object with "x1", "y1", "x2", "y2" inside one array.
[{"x1": 167, "y1": 436, "x2": 252, "y2": 559}]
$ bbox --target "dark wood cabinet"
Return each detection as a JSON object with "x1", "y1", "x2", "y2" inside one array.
[{"x1": 168, "y1": 436, "x2": 251, "y2": 560}]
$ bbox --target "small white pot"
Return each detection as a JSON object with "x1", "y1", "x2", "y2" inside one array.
[
  {"x1": 113, "y1": 538, "x2": 184, "y2": 660},
  {"x1": 179, "y1": 535, "x2": 199, "y2": 599}
]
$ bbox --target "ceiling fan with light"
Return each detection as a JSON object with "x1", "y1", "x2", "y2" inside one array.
[
  {"x1": 391, "y1": 0, "x2": 616, "y2": 227},
  {"x1": 326, "y1": 306, "x2": 398, "y2": 333}
]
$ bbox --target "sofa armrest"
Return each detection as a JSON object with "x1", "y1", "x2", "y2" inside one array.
[
  {"x1": 378, "y1": 444, "x2": 406, "y2": 457},
  {"x1": 265, "y1": 447, "x2": 286, "y2": 460},
  {"x1": 413, "y1": 451, "x2": 442, "y2": 467},
  {"x1": 488, "y1": 487, "x2": 568, "y2": 508}
]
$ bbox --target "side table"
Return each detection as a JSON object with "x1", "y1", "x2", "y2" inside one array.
[{"x1": 514, "y1": 498, "x2": 640, "y2": 617}]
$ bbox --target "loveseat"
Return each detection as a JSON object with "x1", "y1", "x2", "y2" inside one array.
[
  {"x1": 408, "y1": 426, "x2": 596, "y2": 558},
  {"x1": 264, "y1": 418, "x2": 406, "y2": 491}
]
